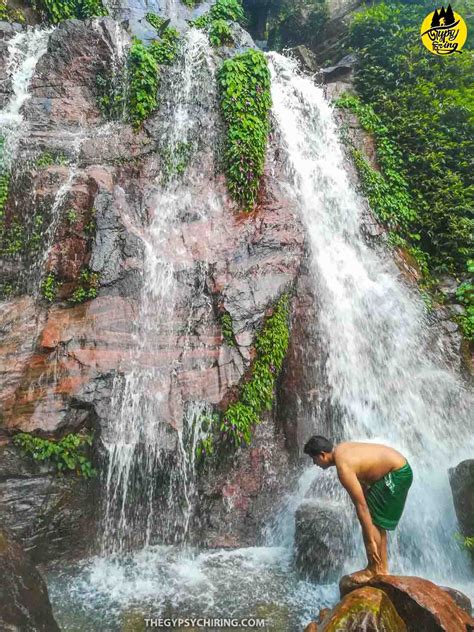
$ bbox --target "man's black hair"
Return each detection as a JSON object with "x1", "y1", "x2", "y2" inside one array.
[{"x1": 303, "y1": 435, "x2": 333, "y2": 457}]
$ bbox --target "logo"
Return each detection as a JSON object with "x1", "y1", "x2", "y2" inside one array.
[{"x1": 420, "y1": 4, "x2": 467, "y2": 55}]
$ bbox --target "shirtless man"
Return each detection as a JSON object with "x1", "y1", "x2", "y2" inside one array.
[{"x1": 303, "y1": 436, "x2": 413, "y2": 581}]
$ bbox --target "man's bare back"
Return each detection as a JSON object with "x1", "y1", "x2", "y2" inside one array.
[
  {"x1": 334, "y1": 442, "x2": 407, "y2": 486},
  {"x1": 304, "y1": 435, "x2": 413, "y2": 581}
]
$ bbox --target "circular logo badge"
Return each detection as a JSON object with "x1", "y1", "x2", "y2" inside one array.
[{"x1": 421, "y1": 5, "x2": 467, "y2": 55}]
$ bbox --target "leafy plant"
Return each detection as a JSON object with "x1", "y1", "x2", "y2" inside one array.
[
  {"x1": 191, "y1": 0, "x2": 245, "y2": 29},
  {"x1": 149, "y1": 27, "x2": 180, "y2": 65},
  {"x1": 218, "y1": 49, "x2": 271, "y2": 211},
  {"x1": 66, "y1": 209, "x2": 78, "y2": 224},
  {"x1": 220, "y1": 311, "x2": 236, "y2": 346},
  {"x1": 145, "y1": 12, "x2": 168, "y2": 31},
  {"x1": 348, "y1": 1, "x2": 473, "y2": 275},
  {"x1": 36, "y1": 0, "x2": 107, "y2": 23},
  {"x1": 209, "y1": 19, "x2": 234, "y2": 47},
  {"x1": 0, "y1": 0, "x2": 25, "y2": 23},
  {"x1": 196, "y1": 293, "x2": 290, "y2": 458},
  {"x1": 161, "y1": 141, "x2": 192, "y2": 182},
  {"x1": 182, "y1": 0, "x2": 201, "y2": 7},
  {"x1": 35, "y1": 151, "x2": 68, "y2": 168},
  {"x1": 96, "y1": 73, "x2": 125, "y2": 121},
  {"x1": 455, "y1": 263, "x2": 474, "y2": 341},
  {"x1": 70, "y1": 267, "x2": 100, "y2": 304},
  {"x1": 128, "y1": 39, "x2": 160, "y2": 129},
  {"x1": 13, "y1": 431, "x2": 96, "y2": 478},
  {"x1": 41, "y1": 272, "x2": 57, "y2": 302}
]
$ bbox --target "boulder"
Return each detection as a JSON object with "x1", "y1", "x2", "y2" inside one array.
[
  {"x1": 449, "y1": 460, "x2": 474, "y2": 539},
  {"x1": 439, "y1": 587, "x2": 472, "y2": 616},
  {"x1": 339, "y1": 574, "x2": 474, "y2": 632},
  {"x1": 294, "y1": 501, "x2": 349, "y2": 582},
  {"x1": 316, "y1": 586, "x2": 407, "y2": 631},
  {"x1": 0, "y1": 528, "x2": 60, "y2": 631}
]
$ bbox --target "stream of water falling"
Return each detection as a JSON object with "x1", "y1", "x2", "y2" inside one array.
[
  {"x1": 267, "y1": 52, "x2": 474, "y2": 585},
  {"x1": 102, "y1": 28, "x2": 218, "y2": 554},
  {"x1": 45, "y1": 48, "x2": 474, "y2": 632},
  {"x1": 0, "y1": 28, "x2": 51, "y2": 166}
]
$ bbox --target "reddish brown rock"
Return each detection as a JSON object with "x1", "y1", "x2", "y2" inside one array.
[
  {"x1": 339, "y1": 574, "x2": 474, "y2": 632},
  {"x1": 313, "y1": 586, "x2": 406, "y2": 632}
]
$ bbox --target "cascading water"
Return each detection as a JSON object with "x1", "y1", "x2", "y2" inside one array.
[
  {"x1": 102, "y1": 28, "x2": 218, "y2": 554},
  {"x1": 0, "y1": 28, "x2": 51, "y2": 166},
  {"x1": 44, "y1": 43, "x2": 473, "y2": 632},
  {"x1": 267, "y1": 52, "x2": 474, "y2": 587}
]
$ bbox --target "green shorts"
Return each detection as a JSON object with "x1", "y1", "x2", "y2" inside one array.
[{"x1": 366, "y1": 462, "x2": 413, "y2": 531}]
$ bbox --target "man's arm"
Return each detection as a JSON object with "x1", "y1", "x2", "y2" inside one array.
[{"x1": 336, "y1": 463, "x2": 382, "y2": 566}]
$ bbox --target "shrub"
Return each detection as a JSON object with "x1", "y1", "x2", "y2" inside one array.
[
  {"x1": 128, "y1": 39, "x2": 160, "y2": 129},
  {"x1": 196, "y1": 294, "x2": 290, "y2": 458},
  {"x1": 217, "y1": 49, "x2": 271, "y2": 210},
  {"x1": 13, "y1": 432, "x2": 96, "y2": 478}
]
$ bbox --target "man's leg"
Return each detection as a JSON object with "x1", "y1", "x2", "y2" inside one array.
[
  {"x1": 379, "y1": 528, "x2": 388, "y2": 574},
  {"x1": 350, "y1": 525, "x2": 387, "y2": 581}
]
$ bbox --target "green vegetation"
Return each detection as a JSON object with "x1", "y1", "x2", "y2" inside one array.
[
  {"x1": 35, "y1": 0, "x2": 107, "y2": 23},
  {"x1": 196, "y1": 294, "x2": 290, "y2": 459},
  {"x1": 35, "y1": 151, "x2": 68, "y2": 168},
  {"x1": 145, "y1": 12, "x2": 167, "y2": 31},
  {"x1": 220, "y1": 311, "x2": 236, "y2": 346},
  {"x1": 41, "y1": 272, "x2": 57, "y2": 302},
  {"x1": 267, "y1": 0, "x2": 328, "y2": 50},
  {"x1": 98, "y1": 21, "x2": 180, "y2": 129},
  {"x1": 0, "y1": 0, "x2": 25, "y2": 23},
  {"x1": 182, "y1": 0, "x2": 201, "y2": 7},
  {"x1": 191, "y1": 0, "x2": 245, "y2": 29},
  {"x1": 209, "y1": 19, "x2": 234, "y2": 47},
  {"x1": 455, "y1": 261, "x2": 474, "y2": 341},
  {"x1": 128, "y1": 39, "x2": 159, "y2": 129},
  {"x1": 161, "y1": 141, "x2": 192, "y2": 182},
  {"x1": 217, "y1": 49, "x2": 271, "y2": 211},
  {"x1": 13, "y1": 431, "x2": 96, "y2": 478},
  {"x1": 149, "y1": 27, "x2": 180, "y2": 65},
  {"x1": 70, "y1": 267, "x2": 99, "y2": 304},
  {"x1": 347, "y1": 1, "x2": 473, "y2": 277},
  {"x1": 66, "y1": 209, "x2": 78, "y2": 224}
]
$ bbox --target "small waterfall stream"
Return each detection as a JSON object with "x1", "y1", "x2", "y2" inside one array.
[
  {"x1": 0, "y1": 28, "x2": 51, "y2": 166},
  {"x1": 102, "y1": 28, "x2": 219, "y2": 553}
]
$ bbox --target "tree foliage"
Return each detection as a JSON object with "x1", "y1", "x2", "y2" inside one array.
[{"x1": 349, "y1": 1, "x2": 473, "y2": 276}]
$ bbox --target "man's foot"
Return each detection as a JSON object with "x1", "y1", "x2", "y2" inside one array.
[{"x1": 349, "y1": 568, "x2": 376, "y2": 583}]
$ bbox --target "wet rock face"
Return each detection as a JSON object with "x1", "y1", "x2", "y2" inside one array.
[
  {"x1": 0, "y1": 16, "x2": 307, "y2": 555},
  {"x1": 315, "y1": 586, "x2": 406, "y2": 632},
  {"x1": 0, "y1": 527, "x2": 60, "y2": 631},
  {"x1": 449, "y1": 459, "x2": 474, "y2": 541},
  {"x1": 294, "y1": 501, "x2": 350, "y2": 582},
  {"x1": 339, "y1": 575, "x2": 474, "y2": 632},
  {"x1": 0, "y1": 444, "x2": 99, "y2": 562},
  {"x1": 195, "y1": 410, "x2": 297, "y2": 548}
]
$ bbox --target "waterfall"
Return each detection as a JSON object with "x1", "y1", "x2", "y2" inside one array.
[
  {"x1": 102, "y1": 28, "x2": 218, "y2": 554},
  {"x1": 0, "y1": 28, "x2": 51, "y2": 166},
  {"x1": 267, "y1": 52, "x2": 473, "y2": 584}
]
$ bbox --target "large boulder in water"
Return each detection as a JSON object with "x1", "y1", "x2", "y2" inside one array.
[
  {"x1": 339, "y1": 574, "x2": 474, "y2": 632},
  {"x1": 310, "y1": 586, "x2": 407, "y2": 631},
  {"x1": 449, "y1": 459, "x2": 474, "y2": 541},
  {"x1": 0, "y1": 528, "x2": 60, "y2": 631},
  {"x1": 294, "y1": 501, "x2": 349, "y2": 582}
]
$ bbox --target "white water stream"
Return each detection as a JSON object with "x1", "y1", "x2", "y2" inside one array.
[
  {"x1": 35, "y1": 35, "x2": 473, "y2": 632},
  {"x1": 0, "y1": 28, "x2": 51, "y2": 166},
  {"x1": 102, "y1": 28, "x2": 219, "y2": 553},
  {"x1": 267, "y1": 52, "x2": 474, "y2": 585}
]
